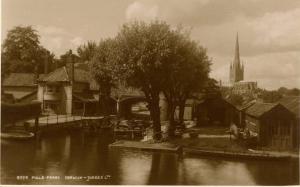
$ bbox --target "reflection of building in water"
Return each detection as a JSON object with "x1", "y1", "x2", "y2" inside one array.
[{"x1": 228, "y1": 34, "x2": 258, "y2": 94}]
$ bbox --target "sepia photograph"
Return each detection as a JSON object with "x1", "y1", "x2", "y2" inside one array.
[{"x1": 1, "y1": 0, "x2": 299, "y2": 185}]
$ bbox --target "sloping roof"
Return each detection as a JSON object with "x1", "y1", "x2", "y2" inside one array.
[
  {"x1": 3, "y1": 73, "x2": 36, "y2": 87},
  {"x1": 278, "y1": 96, "x2": 300, "y2": 118},
  {"x1": 39, "y1": 67, "x2": 69, "y2": 82},
  {"x1": 39, "y1": 64, "x2": 91, "y2": 83},
  {"x1": 73, "y1": 93, "x2": 97, "y2": 103},
  {"x1": 5, "y1": 90, "x2": 37, "y2": 100},
  {"x1": 237, "y1": 100, "x2": 256, "y2": 111},
  {"x1": 245, "y1": 102, "x2": 278, "y2": 118}
]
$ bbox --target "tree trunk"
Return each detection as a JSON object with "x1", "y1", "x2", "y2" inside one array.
[
  {"x1": 99, "y1": 86, "x2": 111, "y2": 117},
  {"x1": 145, "y1": 91, "x2": 162, "y2": 141},
  {"x1": 178, "y1": 101, "x2": 185, "y2": 125},
  {"x1": 167, "y1": 102, "x2": 176, "y2": 138}
]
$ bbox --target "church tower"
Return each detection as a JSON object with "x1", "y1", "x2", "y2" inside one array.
[{"x1": 230, "y1": 33, "x2": 244, "y2": 85}]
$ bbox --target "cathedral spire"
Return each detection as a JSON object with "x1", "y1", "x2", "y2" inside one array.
[
  {"x1": 229, "y1": 33, "x2": 244, "y2": 84},
  {"x1": 234, "y1": 33, "x2": 240, "y2": 67}
]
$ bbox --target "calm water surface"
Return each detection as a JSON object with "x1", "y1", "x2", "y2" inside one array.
[{"x1": 1, "y1": 130, "x2": 299, "y2": 185}]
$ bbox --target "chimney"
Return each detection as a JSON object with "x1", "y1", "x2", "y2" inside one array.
[
  {"x1": 34, "y1": 64, "x2": 39, "y2": 84},
  {"x1": 67, "y1": 50, "x2": 75, "y2": 84},
  {"x1": 44, "y1": 55, "x2": 49, "y2": 74}
]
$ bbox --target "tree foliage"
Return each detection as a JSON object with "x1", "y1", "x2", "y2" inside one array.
[
  {"x1": 113, "y1": 21, "x2": 211, "y2": 139},
  {"x1": 89, "y1": 39, "x2": 118, "y2": 115},
  {"x1": 115, "y1": 21, "x2": 180, "y2": 140},
  {"x1": 1, "y1": 26, "x2": 53, "y2": 75},
  {"x1": 77, "y1": 41, "x2": 98, "y2": 62},
  {"x1": 161, "y1": 30, "x2": 211, "y2": 136}
]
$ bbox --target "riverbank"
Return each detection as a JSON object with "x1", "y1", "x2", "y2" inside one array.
[
  {"x1": 114, "y1": 125, "x2": 299, "y2": 160},
  {"x1": 109, "y1": 140, "x2": 181, "y2": 152},
  {"x1": 170, "y1": 126, "x2": 299, "y2": 160}
]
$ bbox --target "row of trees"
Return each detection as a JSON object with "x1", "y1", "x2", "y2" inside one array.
[
  {"x1": 1, "y1": 22, "x2": 211, "y2": 140},
  {"x1": 88, "y1": 21, "x2": 211, "y2": 140},
  {"x1": 221, "y1": 86, "x2": 300, "y2": 106}
]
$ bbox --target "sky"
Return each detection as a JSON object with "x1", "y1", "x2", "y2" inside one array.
[{"x1": 2, "y1": 0, "x2": 300, "y2": 90}]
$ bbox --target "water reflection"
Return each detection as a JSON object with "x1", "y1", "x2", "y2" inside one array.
[
  {"x1": 181, "y1": 157, "x2": 256, "y2": 185},
  {"x1": 1, "y1": 130, "x2": 299, "y2": 185}
]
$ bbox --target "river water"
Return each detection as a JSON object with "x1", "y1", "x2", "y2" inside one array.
[{"x1": 1, "y1": 129, "x2": 299, "y2": 185}]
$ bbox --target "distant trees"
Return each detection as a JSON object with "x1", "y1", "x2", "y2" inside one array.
[
  {"x1": 278, "y1": 87, "x2": 300, "y2": 96},
  {"x1": 258, "y1": 87, "x2": 300, "y2": 103},
  {"x1": 77, "y1": 41, "x2": 97, "y2": 62},
  {"x1": 1, "y1": 26, "x2": 53, "y2": 75},
  {"x1": 54, "y1": 49, "x2": 80, "y2": 70}
]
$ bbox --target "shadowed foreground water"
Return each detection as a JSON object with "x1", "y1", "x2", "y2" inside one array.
[{"x1": 1, "y1": 130, "x2": 299, "y2": 185}]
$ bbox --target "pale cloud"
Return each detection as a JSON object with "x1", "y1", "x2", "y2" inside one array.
[
  {"x1": 126, "y1": 1, "x2": 159, "y2": 21},
  {"x1": 40, "y1": 36, "x2": 63, "y2": 52},
  {"x1": 35, "y1": 25, "x2": 68, "y2": 36},
  {"x1": 248, "y1": 8, "x2": 300, "y2": 52},
  {"x1": 70, "y1": 37, "x2": 84, "y2": 47},
  {"x1": 210, "y1": 51, "x2": 300, "y2": 90},
  {"x1": 34, "y1": 25, "x2": 85, "y2": 56}
]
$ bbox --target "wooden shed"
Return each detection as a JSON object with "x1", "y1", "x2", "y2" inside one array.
[
  {"x1": 195, "y1": 96, "x2": 238, "y2": 126},
  {"x1": 244, "y1": 103, "x2": 295, "y2": 150}
]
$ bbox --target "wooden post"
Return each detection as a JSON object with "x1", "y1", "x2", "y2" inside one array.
[
  {"x1": 34, "y1": 117, "x2": 39, "y2": 137},
  {"x1": 46, "y1": 114, "x2": 49, "y2": 125},
  {"x1": 83, "y1": 103, "x2": 86, "y2": 117}
]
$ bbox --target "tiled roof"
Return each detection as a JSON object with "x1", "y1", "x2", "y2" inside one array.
[
  {"x1": 39, "y1": 63, "x2": 91, "y2": 83},
  {"x1": 39, "y1": 67, "x2": 69, "y2": 82},
  {"x1": 245, "y1": 102, "x2": 278, "y2": 118},
  {"x1": 237, "y1": 100, "x2": 256, "y2": 111},
  {"x1": 3, "y1": 73, "x2": 36, "y2": 87},
  {"x1": 278, "y1": 96, "x2": 300, "y2": 118}
]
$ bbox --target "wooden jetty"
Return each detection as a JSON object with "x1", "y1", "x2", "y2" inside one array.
[
  {"x1": 1, "y1": 130, "x2": 34, "y2": 140},
  {"x1": 109, "y1": 140, "x2": 181, "y2": 152},
  {"x1": 25, "y1": 115, "x2": 106, "y2": 134}
]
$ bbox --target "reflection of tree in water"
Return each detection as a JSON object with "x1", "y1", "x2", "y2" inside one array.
[
  {"x1": 148, "y1": 152, "x2": 179, "y2": 185},
  {"x1": 97, "y1": 129, "x2": 114, "y2": 175}
]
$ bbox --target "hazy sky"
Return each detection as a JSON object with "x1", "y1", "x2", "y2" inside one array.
[{"x1": 2, "y1": 0, "x2": 300, "y2": 89}]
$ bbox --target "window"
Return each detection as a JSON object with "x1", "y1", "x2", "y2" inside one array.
[{"x1": 46, "y1": 86, "x2": 58, "y2": 93}]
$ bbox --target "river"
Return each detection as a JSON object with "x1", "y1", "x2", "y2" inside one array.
[{"x1": 1, "y1": 129, "x2": 299, "y2": 185}]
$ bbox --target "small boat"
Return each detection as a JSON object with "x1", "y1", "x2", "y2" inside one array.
[{"x1": 1, "y1": 130, "x2": 34, "y2": 140}]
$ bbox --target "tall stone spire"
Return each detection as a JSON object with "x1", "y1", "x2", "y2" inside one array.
[
  {"x1": 234, "y1": 33, "x2": 240, "y2": 67},
  {"x1": 229, "y1": 33, "x2": 244, "y2": 84}
]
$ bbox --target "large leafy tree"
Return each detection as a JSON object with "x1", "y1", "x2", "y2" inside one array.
[
  {"x1": 162, "y1": 31, "x2": 211, "y2": 136},
  {"x1": 1, "y1": 26, "x2": 53, "y2": 74},
  {"x1": 115, "y1": 21, "x2": 178, "y2": 140},
  {"x1": 89, "y1": 39, "x2": 118, "y2": 116}
]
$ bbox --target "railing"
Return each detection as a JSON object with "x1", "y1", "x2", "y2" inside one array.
[{"x1": 40, "y1": 114, "x2": 84, "y2": 126}]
